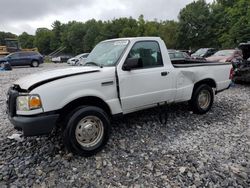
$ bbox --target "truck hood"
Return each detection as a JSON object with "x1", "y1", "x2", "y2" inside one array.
[{"x1": 14, "y1": 66, "x2": 101, "y2": 91}]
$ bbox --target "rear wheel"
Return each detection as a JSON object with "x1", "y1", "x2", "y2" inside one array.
[
  {"x1": 31, "y1": 60, "x2": 39, "y2": 67},
  {"x1": 63, "y1": 106, "x2": 110, "y2": 156},
  {"x1": 189, "y1": 84, "x2": 214, "y2": 114}
]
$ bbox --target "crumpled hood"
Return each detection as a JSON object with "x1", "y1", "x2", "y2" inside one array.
[{"x1": 14, "y1": 66, "x2": 101, "y2": 90}]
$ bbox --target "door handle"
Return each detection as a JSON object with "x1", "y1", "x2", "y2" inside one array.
[{"x1": 161, "y1": 71, "x2": 169, "y2": 76}]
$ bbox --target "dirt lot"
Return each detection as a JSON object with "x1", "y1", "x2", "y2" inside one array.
[{"x1": 0, "y1": 63, "x2": 250, "y2": 187}]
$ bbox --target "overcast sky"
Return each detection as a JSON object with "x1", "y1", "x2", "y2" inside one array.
[{"x1": 0, "y1": 0, "x2": 213, "y2": 35}]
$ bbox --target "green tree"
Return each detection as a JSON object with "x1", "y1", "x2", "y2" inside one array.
[
  {"x1": 50, "y1": 20, "x2": 63, "y2": 51},
  {"x1": 83, "y1": 19, "x2": 103, "y2": 52},
  {"x1": 137, "y1": 15, "x2": 145, "y2": 36},
  {"x1": 177, "y1": 0, "x2": 215, "y2": 50},
  {"x1": 34, "y1": 28, "x2": 53, "y2": 54},
  {"x1": 119, "y1": 17, "x2": 138, "y2": 37},
  {"x1": 226, "y1": 0, "x2": 250, "y2": 46},
  {"x1": 144, "y1": 21, "x2": 159, "y2": 36},
  {"x1": 0, "y1": 31, "x2": 16, "y2": 45},
  {"x1": 67, "y1": 22, "x2": 86, "y2": 54},
  {"x1": 210, "y1": 0, "x2": 250, "y2": 48},
  {"x1": 159, "y1": 21, "x2": 179, "y2": 49},
  {"x1": 18, "y1": 32, "x2": 34, "y2": 48}
]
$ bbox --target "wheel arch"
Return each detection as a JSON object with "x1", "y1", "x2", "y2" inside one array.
[
  {"x1": 193, "y1": 78, "x2": 217, "y2": 91},
  {"x1": 31, "y1": 59, "x2": 39, "y2": 63},
  {"x1": 58, "y1": 96, "x2": 112, "y2": 122}
]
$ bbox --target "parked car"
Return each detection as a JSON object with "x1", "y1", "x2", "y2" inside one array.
[
  {"x1": 0, "y1": 61, "x2": 12, "y2": 71},
  {"x1": 168, "y1": 50, "x2": 191, "y2": 61},
  {"x1": 192, "y1": 48, "x2": 217, "y2": 58},
  {"x1": 7, "y1": 37, "x2": 232, "y2": 156},
  {"x1": 78, "y1": 58, "x2": 88, "y2": 66},
  {"x1": 67, "y1": 53, "x2": 89, "y2": 66},
  {"x1": 206, "y1": 49, "x2": 242, "y2": 63},
  {"x1": 239, "y1": 42, "x2": 250, "y2": 60},
  {"x1": 233, "y1": 42, "x2": 250, "y2": 83},
  {"x1": 79, "y1": 54, "x2": 90, "y2": 66},
  {"x1": 52, "y1": 55, "x2": 72, "y2": 63},
  {"x1": 179, "y1": 49, "x2": 194, "y2": 56},
  {"x1": 0, "y1": 51, "x2": 43, "y2": 67}
]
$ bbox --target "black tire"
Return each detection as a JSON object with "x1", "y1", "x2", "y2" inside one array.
[
  {"x1": 63, "y1": 106, "x2": 110, "y2": 156},
  {"x1": 189, "y1": 84, "x2": 214, "y2": 114},
  {"x1": 31, "y1": 60, "x2": 39, "y2": 67}
]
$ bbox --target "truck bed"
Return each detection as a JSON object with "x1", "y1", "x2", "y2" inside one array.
[{"x1": 171, "y1": 59, "x2": 231, "y2": 68}]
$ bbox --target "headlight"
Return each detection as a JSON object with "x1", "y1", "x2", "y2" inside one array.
[{"x1": 16, "y1": 95, "x2": 42, "y2": 111}]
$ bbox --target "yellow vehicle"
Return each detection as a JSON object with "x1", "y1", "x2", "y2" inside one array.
[{"x1": 0, "y1": 38, "x2": 38, "y2": 57}]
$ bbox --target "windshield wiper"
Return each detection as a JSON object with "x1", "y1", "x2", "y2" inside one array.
[{"x1": 85, "y1": 62, "x2": 103, "y2": 68}]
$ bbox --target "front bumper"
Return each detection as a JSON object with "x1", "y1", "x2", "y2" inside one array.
[
  {"x1": 7, "y1": 86, "x2": 59, "y2": 136},
  {"x1": 9, "y1": 114, "x2": 59, "y2": 136}
]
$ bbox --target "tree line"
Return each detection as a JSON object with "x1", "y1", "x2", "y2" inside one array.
[{"x1": 0, "y1": 0, "x2": 250, "y2": 55}]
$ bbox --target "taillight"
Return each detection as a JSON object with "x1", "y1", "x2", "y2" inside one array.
[{"x1": 229, "y1": 67, "x2": 234, "y2": 79}]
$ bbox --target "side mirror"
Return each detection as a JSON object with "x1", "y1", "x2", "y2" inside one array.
[{"x1": 122, "y1": 57, "x2": 142, "y2": 71}]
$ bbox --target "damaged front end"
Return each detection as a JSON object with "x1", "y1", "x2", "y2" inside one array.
[{"x1": 6, "y1": 85, "x2": 59, "y2": 136}]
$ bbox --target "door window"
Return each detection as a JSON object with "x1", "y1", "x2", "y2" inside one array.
[
  {"x1": 19, "y1": 53, "x2": 28, "y2": 57},
  {"x1": 128, "y1": 41, "x2": 163, "y2": 68},
  {"x1": 9, "y1": 53, "x2": 20, "y2": 58}
]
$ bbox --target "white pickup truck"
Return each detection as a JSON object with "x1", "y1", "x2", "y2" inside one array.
[{"x1": 7, "y1": 37, "x2": 232, "y2": 156}]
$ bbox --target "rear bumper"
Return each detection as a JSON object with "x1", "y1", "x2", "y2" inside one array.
[
  {"x1": 215, "y1": 82, "x2": 231, "y2": 95},
  {"x1": 9, "y1": 114, "x2": 59, "y2": 136}
]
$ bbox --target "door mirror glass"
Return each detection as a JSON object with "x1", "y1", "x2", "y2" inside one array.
[{"x1": 122, "y1": 57, "x2": 142, "y2": 71}]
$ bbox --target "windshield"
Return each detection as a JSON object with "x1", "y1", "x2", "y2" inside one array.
[
  {"x1": 193, "y1": 49, "x2": 207, "y2": 55},
  {"x1": 214, "y1": 50, "x2": 234, "y2": 56},
  {"x1": 85, "y1": 40, "x2": 129, "y2": 66},
  {"x1": 75, "y1": 54, "x2": 85, "y2": 59},
  {"x1": 5, "y1": 53, "x2": 13, "y2": 58}
]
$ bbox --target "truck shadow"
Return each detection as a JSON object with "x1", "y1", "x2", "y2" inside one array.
[
  {"x1": 0, "y1": 98, "x2": 240, "y2": 160},
  {"x1": 110, "y1": 99, "x2": 239, "y2": 141}
]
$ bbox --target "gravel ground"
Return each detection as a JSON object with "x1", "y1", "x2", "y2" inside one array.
[{"x1": 0, "y1": 63, "x2": 249, "y2": 187}]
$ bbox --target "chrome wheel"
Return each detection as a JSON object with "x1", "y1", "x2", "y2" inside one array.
[
  {"x1": 75, "y1": 116, "x2": 104, "y2": 148},
  {"x1": 198, "y1": 90, "x2": 211, "y2": 109}
]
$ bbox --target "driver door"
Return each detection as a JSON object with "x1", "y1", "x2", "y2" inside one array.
[{"x1": 118, "y1": 41, "x2": 174, "y2": 113}]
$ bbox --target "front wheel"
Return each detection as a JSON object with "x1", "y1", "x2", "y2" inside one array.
[
  {"x1": 189, "y1": 84, "x2": 214, "y2": 114},
  {"x1": 63, "y1": 106, "x2": 110, "y2": 156}
]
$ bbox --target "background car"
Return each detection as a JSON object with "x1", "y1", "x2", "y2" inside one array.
[
  {"x1": 0, "y1": 61, "x2": 12, "y2": 71},
  {"x1": 206, "y1": 49, "x2": 243, "y2": 63},
  {"x1": 67, "y1": 53, "x2": 89, "y2": 66},
  {"x1": 191, "y1": 48, "x2": 217, "y2": 59},
  {"x1": 51, "y1": 55, "x2": 72, "y2": 63},
  {"x1": 0, "y1": 51, "x2": 43, "y2": 67},
  {"x1": 239, "y1": 42, "x2": 250, "y2": 60},
  {"x1": 168, "y1": 50, "x2": 192, "y2": 61},
  {"x1": 78, "y1": 54, "x2": 90, "y2": 66}
]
